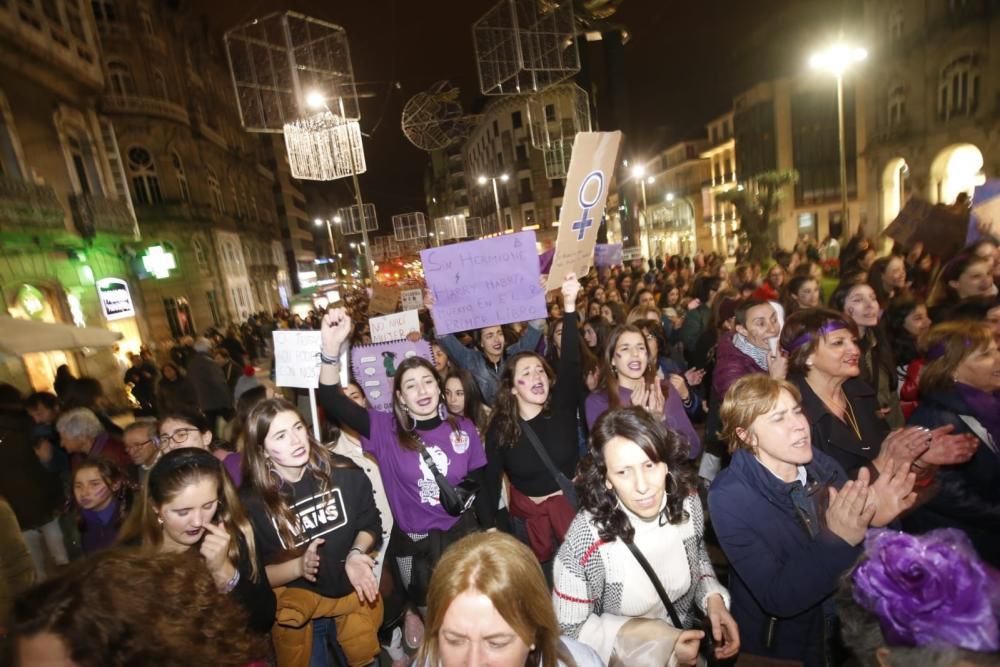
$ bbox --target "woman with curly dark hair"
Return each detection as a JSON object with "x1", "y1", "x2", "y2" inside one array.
[
  {"x1": 10, "y1": 547, "x2": 269, "y2": 666},
  {"x1": 477, "y1": 275, "x2": 585, "y2": 566},
  {"x1": 553, "y1": 407, "x2": 738, "y2": 666}
]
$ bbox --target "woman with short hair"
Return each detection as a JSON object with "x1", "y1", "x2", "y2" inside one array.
[
  {"x1": 554, "y1": 407, "x2": 737, "y2": 666},
  {"x1": 710, "y1": 374, "x2": 917, "y2": 666}
]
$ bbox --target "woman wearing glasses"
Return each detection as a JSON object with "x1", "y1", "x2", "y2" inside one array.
[{"x1": 158, "y1": 408, "x2": 242, "y2": 487}]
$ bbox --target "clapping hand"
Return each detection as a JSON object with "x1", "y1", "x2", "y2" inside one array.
[
  {"x1": 299, "y1": 538, "x2": 324, "y2": 583},
  {"x1": 344, "y1": 550, "x2": 379, "y2": 603},
  {"x1": 874, "y1": 427, "x2": 932, "y2": 473},
  {"x1": 825, "y1": 471, "x2": 877, "y2": 546},
  {"x1": 916, "y1": 425, "x2": 978, "y2": 467},
  {"x1": 868, "y1": 459, "x2": 918, "y2": 527}
]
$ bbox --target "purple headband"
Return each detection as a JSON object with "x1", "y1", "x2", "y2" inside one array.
[
  {"x1": 926, "y1": 337, "x2": 972, "y2": 362},
  {"x1": 781, "y1": 321, "x2": 847, "y2": 353},
  {"x1": 852, "y1": 528, "x2": 1000, "y2": 652}
]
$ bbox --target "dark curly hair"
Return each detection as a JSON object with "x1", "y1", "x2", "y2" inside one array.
[
  {"x1": 576, "y1": 407, "x2": 697, "y2": 543},
  {"x1": 10, "y1": 548, "x2": 268, "y2": 666}
]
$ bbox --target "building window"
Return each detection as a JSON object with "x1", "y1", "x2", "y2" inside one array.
[
  {"x1": 192, "y1": 237, "x2": 209, "y2": 272},
  {"x1": 524, "y1": 208, "x2": 535, "y2": 225},
  {"x1": 208, "y1": 169, "x2": 225, "y2": 213},
  {"x1": 492, "y1": 120, "x2": 499, "y2": 136},
  {"x1": 91, "y1": 0, "x2": 117, "y2": 22},
  {"x1": 163, "y1": 297, "x2": 194, "y2": 338},
  {"x1": 206, "y1": 290, "x2": 223, "y2": 326},
  {"x1": 888, "y1": 6, "x2": 903, "y2": 41},
  {"x1": 66, "y1": 129, "x2": 103, "y2": 195},
  {"x1": 153, "y1": 70, "x2": 169, "y2": 100},
  {"x1": 250, "y1": 197, "x2": 259, "y2": 221},
  {"x1": 888, "y1": 85, "x2": 906, "y2": 126},
  {"x1": 519, "y1": 177, "x2": 532, "y2": 199},
  {"x1": 230, "y1": 177, "x2": 241, "y2": 218},
  {"x1": 515, "y1": 144, "x2": 527, "y2": 163},
  {"x1": 0, "y1": 91, "x2": 24, "y2": 179},
  {"x1": 127, "y1": 146, "x2": 161, "y2": 205},
  {"x1": 511, "y1": 110, "x2": 522, "y2": 129},
  {"x1": 171, "y1": 151, "x2": 189, "y2": 202},
  {"x1": 938, "y1": 54, "x2": 979, "y2": 119},
  {"x1": 107, "y1": 61, "x2": 135, "y2": 96},
  {"x1": 544, "y1": 104, "x2": 556, "y2": 121}
]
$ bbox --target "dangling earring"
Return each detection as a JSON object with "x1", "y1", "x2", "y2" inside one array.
[
  {"x1": 438, "y1": 397, "x2": 448, "y2": 420},
  {"x1": 402, "y1": 405, "x2": 417, "y2": 432}
]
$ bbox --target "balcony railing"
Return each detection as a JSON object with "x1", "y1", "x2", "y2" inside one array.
[
  {"x1": 103, "y1": 94, "x2": 190, "y2": 125},
  {"x1": 134, "y1": 200, "x2": 214, "y2": 225},
  {"x1": 70, "y1": 193, "x2": 135, "y2": 238},
  {"x1": 0, "y1": 175, "x2": 67, "y2": 236}
]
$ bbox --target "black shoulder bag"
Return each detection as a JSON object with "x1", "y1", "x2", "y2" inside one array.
[
  {"x1": 414, "y1": 435, "x2": 479, "y2": 517},
  {"x1": 519, "y1": 420, "x2": 578, "y2": 509},
  {"x1": 624, "y1": 540, "x2": 721, "y2": 665}
]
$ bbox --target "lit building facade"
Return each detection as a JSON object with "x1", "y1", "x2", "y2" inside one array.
[
  {"x1": 92, "y1": 0, "x2": 296, "y2": 343},
  {"x1": 0, "y1": 0, "x2": 144, "y2": 395},
  {"x1": 700, "y1": 113, "x2": 741, "y2": 256},
  {"x1": 731, "y1": 75, "x2": 869, "y2": 249},
  {"x1": 637, "y1": 140, "x2": 710, "y2": 258},
  {"x1": 860, "y1": 0, "x2": 997, "y2": 231}
]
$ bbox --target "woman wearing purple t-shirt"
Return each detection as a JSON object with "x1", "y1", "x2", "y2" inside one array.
[
  {"x1": 584, "y1": 324, "x2": 701, "y2": 458},
  {"x1": 318, "y1": 307, "x2": 487, "y2": 608}
]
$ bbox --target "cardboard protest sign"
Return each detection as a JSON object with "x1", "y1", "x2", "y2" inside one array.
[
  {"x1": 421, "y1": 231, "x2": 547, "y2": 335},
  {"x1": 273, "y1": 330, "x2": 322, "y2": 389},
  {"x1": 594, "y1": 243, "x2": 623, "y2": 267},
  {"x1": 400, "y1": 288, "x2": 423, "y2": 311},
  {"x1": 545, "y1": 132, "x2": 623, "y2": 290},
  {"x1": 968, "y1": 180, "x2": 1000, "y2": 244},
  {"x1": 351, "y1": 339, "x2": 432, "y2": 412},
  {"x1": 369, "y1": 309, "x2": 421, "y2": 344},
  {"x1": 369, "y1": 284, "x2": 400, "y2": 314}
]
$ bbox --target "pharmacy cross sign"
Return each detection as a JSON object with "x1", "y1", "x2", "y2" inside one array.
[
  {"x1": 142, "y1": 245, "x2": 177, "y2": 279},
  {"x1": 571, "y1": 171, "x2": 605, "y2": 241}
]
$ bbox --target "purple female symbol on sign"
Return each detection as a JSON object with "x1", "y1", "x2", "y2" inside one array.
[{"x1": 571, "y1": 170, "x2": 604, "y2": 241}]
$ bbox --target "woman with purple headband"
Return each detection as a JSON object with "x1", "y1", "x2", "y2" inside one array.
[
  {"x1": 904, "y1": 321, "x2": 1000, "y2": 568},
  {"x1": 837, "y1": 528, "x2": 1000, "y2": 665},
  {"x1": 779, "y1": 308, "x2": 975, "y2": 480}
]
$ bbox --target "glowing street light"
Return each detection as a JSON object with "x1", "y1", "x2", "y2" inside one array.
[
  {"x1": 477, "y1": 173, "x2": 510, "y2": 234},
  {"x1": 810, "y1": 42, "x2": 867, "y2": 238},
  {"x1": 665, "y1": 193, "x2": 675, "y2": 202},
  {"x1": 305, "y1": 90, "x2": 326, "y2": 110}
]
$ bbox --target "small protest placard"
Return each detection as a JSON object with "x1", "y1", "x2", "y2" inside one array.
[
  {"x1": 622, "y1": 246, "x2": 643, "y2": 261},
  {"x1": 369, "y1": 284, "x2": 400, "y2": 314},
  {"x1": 369, "y1": 309, "x2": 421, "y2": 344},
  {"x1": 400, "y1": 288, "x2": 423, "y2": 311},
  {"x1": 546, "y1": 132, "x2": 623, "y2": 290},
  {"x1": 351, "y1": 339, "x2": 432, "y2": 412},
  {"x1": 273, "y1": 330, "x2": 322, "y2": 389},
  {"x1": 594, "y1": 243, "x2": 623, "y2": 267},
  {"x1": 421, "y1": 231, "x2": 547, "y2": 335},
  {"x1": 969, "y1": 180, "x2": 1000, "y2": 243}
]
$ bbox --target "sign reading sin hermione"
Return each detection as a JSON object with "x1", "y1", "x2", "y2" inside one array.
[{"x1": 96, "y1": 278, "x2": 135, "y2": 321}]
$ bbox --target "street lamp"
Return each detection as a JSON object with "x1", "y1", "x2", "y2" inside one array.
[
  {"x1": 477, "y1": 173, "x2": 509, "y2": 235},
  {"x1": 630, "y1": 164, "x2": 655, "y2": 261},
  {"x1": 810, "y1": 42, "x2": 867, "y2": 239}
]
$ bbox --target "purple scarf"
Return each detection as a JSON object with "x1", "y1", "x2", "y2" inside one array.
[{"x1": 954, "y1": 383, "x2": 1000, "y2": 443}]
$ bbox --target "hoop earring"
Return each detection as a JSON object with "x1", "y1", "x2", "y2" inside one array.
[{"x1": 438, "y1": 400, "x2": 447, "y2": 420}]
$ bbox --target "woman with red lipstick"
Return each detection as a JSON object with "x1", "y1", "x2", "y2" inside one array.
[
  {"x1": 317, "y1": 308, "x2": 487, "y2": 611},
  {"x1": 128, "y1": 447, "x2": 276, "y2": 636},
  {"x1": 478, "y1": 274, "x2": 585, "y2": 567},
  {"x1": 780, "y1": 309, "x2": 976, "y2": 480}
]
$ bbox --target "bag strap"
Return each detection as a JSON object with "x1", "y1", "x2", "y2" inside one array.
[
  {"x1": 519, "y1": 420, "x2": 569, "y2": 485},
  {"x1": 413, "y1": 434, "x2": 459, "y2": 497},
  {"x1": 625, "y1": 540, "x2": 683, "y2": 629}
]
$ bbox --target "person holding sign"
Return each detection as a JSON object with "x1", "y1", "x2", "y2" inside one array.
[
  {"x1": 317, "y1": 308, "x2": 487, "y2": 610},
  {"x1": 477, "y1": 274, "x2": 585, "y2": 569}
]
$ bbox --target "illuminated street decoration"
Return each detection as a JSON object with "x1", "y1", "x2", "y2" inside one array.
[
  {"x1": 16, "y1": 284, "x2": 46, "y2": 319},
  {"x1": 141, "y1": 245, "x2": 176, "y2": 279}
]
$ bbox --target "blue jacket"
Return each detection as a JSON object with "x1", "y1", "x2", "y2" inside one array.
[
  {"x1": 905, "y1": 388, "x2": 1000, "y2": 568},
  {"x1": 708, "y1": 449, "x2": 861, "y2": 666},
  {"x1": 437, "y1": 321, "x2": 544, "y2": 405}
]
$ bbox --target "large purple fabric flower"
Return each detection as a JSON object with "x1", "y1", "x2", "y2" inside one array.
[{"x1": 852, "y1": 528, "x2": 1000, "y2": 652}]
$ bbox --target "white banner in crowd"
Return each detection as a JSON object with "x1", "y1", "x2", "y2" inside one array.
[
  {"x1": 545, "y1": 131, "x2": 623, "y2": 291},
  {"x1": 400, "y1": 288, "x2": 423, "y2": 311},
  {"x1": 369, "y1": 309, "x2": 420, "y2": 344}
]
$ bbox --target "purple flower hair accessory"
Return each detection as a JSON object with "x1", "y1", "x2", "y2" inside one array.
[{"x1": 852, "y1": 528, "x2": 1000, "y2": 652}]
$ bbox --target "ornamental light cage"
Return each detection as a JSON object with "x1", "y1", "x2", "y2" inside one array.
[
  {"x1": 283, "y1": 113, "x2": 366, "y2": 181},
  {"x1": 434, "y1": 214, "x2": 469, "y2": 241},
  {"x1": 473, "y1": 0, "x2": 580, "y2": 96},
  {"x1": 392, "y1": 212, "x2": 428, "y2": 242},
  {"x1": 337, "y1": 203, "x2": 378, "y2": 235}
]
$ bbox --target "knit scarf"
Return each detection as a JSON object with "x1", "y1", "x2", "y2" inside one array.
[{"x1": 733, "y1": 333, "x2": 769, "y2": 371}]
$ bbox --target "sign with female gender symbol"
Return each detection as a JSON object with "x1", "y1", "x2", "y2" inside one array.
[{"x1": 546, "y1": 131, "x2": 622, "y2": 291}]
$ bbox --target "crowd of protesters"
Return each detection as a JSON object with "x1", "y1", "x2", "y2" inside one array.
[{"x1": 1, "y1": 226, "x2": 998, "y2": 667}]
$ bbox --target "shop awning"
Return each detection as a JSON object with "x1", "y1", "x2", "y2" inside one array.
[{"x1": 0, "y1": 316, "x2": 122, "y2": 355}]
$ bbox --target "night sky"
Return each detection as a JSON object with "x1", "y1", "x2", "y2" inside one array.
[{"x1": 203, "y1": 0, "x2": 861, "y2": 223}]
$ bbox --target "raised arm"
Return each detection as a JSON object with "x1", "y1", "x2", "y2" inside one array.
[
  {"x1": 318, "y1": 307, "x2": 370, "y2": 438},
  {"x1": 553, "y1": 273, "x2": 583, "y2": 409}
]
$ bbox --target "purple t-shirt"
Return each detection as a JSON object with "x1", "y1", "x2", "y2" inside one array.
[
  {"x1": 584, "y1": 386, "x2": 702, "y2": 458},
  {"x1": 362, "y1": 410, "x2": 487, "y2": 534}
]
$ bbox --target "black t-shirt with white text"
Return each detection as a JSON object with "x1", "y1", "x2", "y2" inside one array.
[{"x1": 242, "y1": 459, "x2": 381, "y2": 599}]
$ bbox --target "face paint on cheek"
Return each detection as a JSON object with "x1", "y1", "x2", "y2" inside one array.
[
  {"x1": 92, "y1": 485, "x2": 110, "y2": 501},
  {"x1": 516, "y1": 379, "x2": 527, "y2": 386}
]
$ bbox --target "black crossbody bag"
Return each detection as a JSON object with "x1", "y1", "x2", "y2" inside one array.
[
  {"x1": 519, "y1": 420, "x2": 578, "y2": 509},
  {"x1": 414, "y1": 435, "x2": 479, "y2": 517},
  {"x1": 625, "y1": 540, "x2": 721, "y2": 665}
]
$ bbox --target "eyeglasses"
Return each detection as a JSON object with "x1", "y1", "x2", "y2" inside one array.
[
  {"x1": 125, "y1": 437, "x2": 158, "y2": 452},
  {"x1": 158, "y1": 428, "x2": 200, "y2": 445}
]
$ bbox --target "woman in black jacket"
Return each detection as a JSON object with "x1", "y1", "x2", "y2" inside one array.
[{"x1": 906, "y1": 321, "x2": 1000, "y2": 567}]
